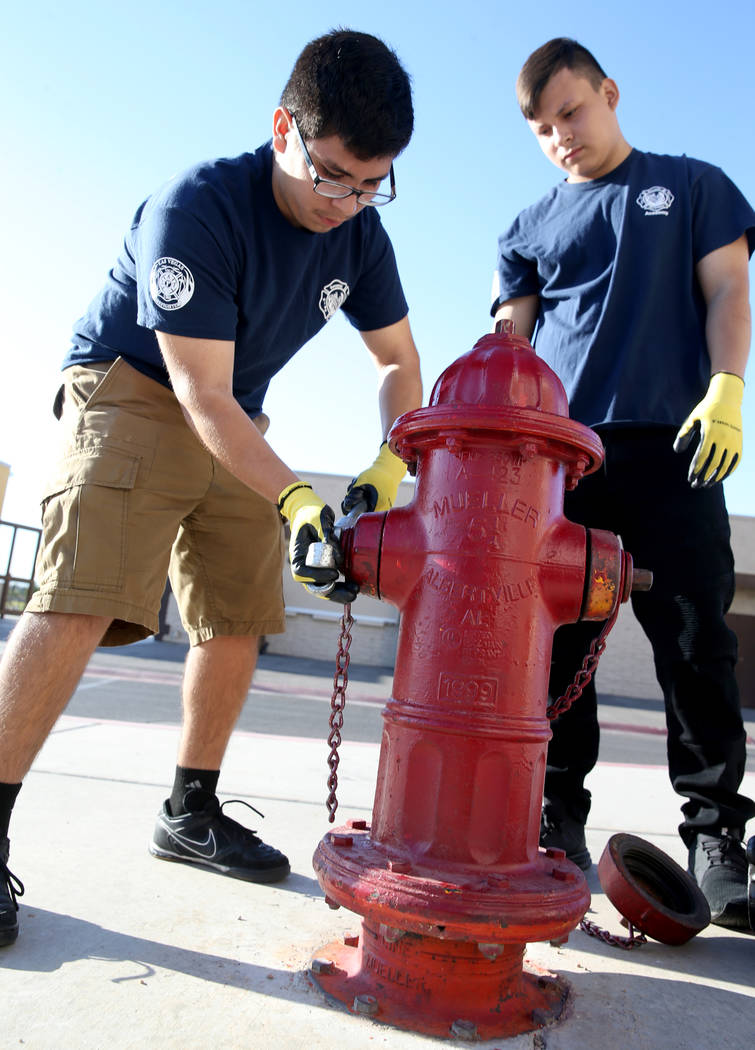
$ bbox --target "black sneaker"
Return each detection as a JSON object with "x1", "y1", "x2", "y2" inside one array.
[
  {"x1": 149, "y1": 790, "x2": 290, "y2": 884},
  {"x1": 0, "y1": 837, "x2": 24, "y2": 947},
  {"x1": 688, "y1": 829, "x2": 750, "y2": 931},
  {"x1": 540, "y1": 809, "x2": 592, "y2": 871}
]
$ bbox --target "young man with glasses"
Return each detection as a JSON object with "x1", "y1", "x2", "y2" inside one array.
[{"x1": 0, "y1": 29, "x2": 421, "y2": 946}]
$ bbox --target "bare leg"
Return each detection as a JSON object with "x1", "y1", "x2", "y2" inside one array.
[
  {"x1": 0, "y1": 612, "x2": 111, "y2": 782},
  {"x1": 152, "y1": 633, "x2": 290, "y2": 882},
  {"x1": 176, "y1": 635, "x2": 259, "y2": 770}
]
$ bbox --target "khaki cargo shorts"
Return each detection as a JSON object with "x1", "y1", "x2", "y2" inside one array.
[{"x1": 27, "y1": 358, "x2": 286, "y2": 646}]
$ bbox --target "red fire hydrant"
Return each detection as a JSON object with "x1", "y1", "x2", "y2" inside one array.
[{"x1": 311, "y1": 327, "x2": 639, "y2": 1039}]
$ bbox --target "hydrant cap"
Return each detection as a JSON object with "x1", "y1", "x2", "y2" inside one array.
[{"x1": 429, "y1": 333, "x2": 569, "y2": 417}]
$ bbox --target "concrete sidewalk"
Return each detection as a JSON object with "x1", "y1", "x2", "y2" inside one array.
[{"x1": 1, "y1": 636, "x2": 753, "y2": 1049}]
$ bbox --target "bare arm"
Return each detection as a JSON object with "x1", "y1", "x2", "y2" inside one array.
[
  {"x1": 359, "y1": 314, "x2": 423, "y2": 436},
  {"x1": 156, "y1": 331, "x2": 298, "y2": 503},
  {"x1": 491, "y1": 295, "x2": 539, "y2": 341},
  {"x1": 696, "y1": 233, "x2": 751, "y2": 378}
]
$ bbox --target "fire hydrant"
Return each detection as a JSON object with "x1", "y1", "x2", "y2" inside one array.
[{"x1": 311, "y1": 327, "x2": 641, "y2": 1040}]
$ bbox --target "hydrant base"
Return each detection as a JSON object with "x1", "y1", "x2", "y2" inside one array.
[
  {"x1": 310, "y1": 922, "x2": 570, "y2": 1040},
  {"x1": 314, "y1": 827, "x2": 590, "y2": 944}
]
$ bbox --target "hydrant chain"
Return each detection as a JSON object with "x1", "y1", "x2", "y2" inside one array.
[
  {"x1": 579, "y1": 916, "x2": 647, "y2": 950},
  {"x1": 326, "y1": 603, "x2": 354, "y2": 823}
]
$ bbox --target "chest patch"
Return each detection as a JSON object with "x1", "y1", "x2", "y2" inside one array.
[
  {"x1": 149, "y1": 257, "x2": 195, "y2": 311},
  {"x1": 319, "y1": 278, "x2": 350, "y2": 320},
  {"x1": 636, "y1": 186, "x2": 675, "y2": 216}
]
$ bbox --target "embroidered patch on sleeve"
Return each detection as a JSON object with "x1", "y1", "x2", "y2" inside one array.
[{"x1": 149, "y1": 257, "x2": 196, "y2": 311}]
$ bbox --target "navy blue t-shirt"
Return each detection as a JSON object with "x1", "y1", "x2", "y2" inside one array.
[
  {"x1": 67, "y1": 142, "x2": 408, "y2": 416},
  {"x1": 494, "y1": 150, "x2": 755, "y2": 428}
]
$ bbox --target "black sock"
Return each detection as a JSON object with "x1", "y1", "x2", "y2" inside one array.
[
  {"x1": 169, "y1": 767, "x2": 220, "y2": 816},
  {"x1": 0, "y1": 783, "x2": 22, "y2": 840}
]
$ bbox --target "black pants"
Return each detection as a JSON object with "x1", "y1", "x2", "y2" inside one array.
[{"x1": 545, "y1": 427, "x2": 754, "y2": 846}]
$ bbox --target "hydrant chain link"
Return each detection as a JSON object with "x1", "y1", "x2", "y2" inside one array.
[
  {"x1": 326, "y1": 603, "x2": 354, "y2": 823},
  {"x1": 579, "y1": 916, "x2": 647, "y2": 950}
]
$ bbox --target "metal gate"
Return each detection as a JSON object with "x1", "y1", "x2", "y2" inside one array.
[{"x1": 0, "y1": 519, "x2": 42, "y2": 617}]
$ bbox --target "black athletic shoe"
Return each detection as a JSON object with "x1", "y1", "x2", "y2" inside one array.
[
  {"x1": 540, "y1": 809, "x2": 592, "y2": 871},
  {"x1": 149, "y1": 790, "x2": 290, "y2": 884},
  {"x1": 0, "y1": 837, "x2": 24, "y2": 947},
  {"x1": 688, "y1": 829, "x2": 750, "y2": 931}
]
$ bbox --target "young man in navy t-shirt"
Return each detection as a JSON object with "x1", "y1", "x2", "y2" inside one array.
[
  {"x1": 0, "y1": 29, "x2": 422, "y2": 946},
  {"x1": 492, "y1": 38, "x2": 754, "y2": 930}
]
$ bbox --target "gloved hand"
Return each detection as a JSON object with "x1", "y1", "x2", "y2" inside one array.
[
  {"x1": 342, "y1": 441, "x2": 406, "y2": 513},
  {"x1": 278, "y1": 482, "x2": 359, "y2": 604},
  {"x1": 278, "y1": 482, "x2": 338, "y2": 587},
  {"x1": 673, "y1": 372, "x2": 744, "y2": 487}
]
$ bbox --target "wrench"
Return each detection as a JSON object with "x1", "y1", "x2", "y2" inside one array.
[{"x1": 304, "y1": 498, "x2": 369, "y2": 597}]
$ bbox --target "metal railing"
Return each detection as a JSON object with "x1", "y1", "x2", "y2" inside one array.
[{"x1": 0, "y1": 519, "x2": 42, "y2": 617}]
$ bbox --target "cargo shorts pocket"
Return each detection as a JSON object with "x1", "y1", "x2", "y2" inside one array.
[{"x1": 37, "y1": 446, "x2": 141, "y2": 593}]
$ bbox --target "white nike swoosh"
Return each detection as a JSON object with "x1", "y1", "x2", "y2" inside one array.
[{"x1": 169, "y1": 828, "x2": 218, "y2": 859}]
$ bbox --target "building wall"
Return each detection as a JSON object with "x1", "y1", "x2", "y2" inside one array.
[{"x1": 0, "y1": 463, "x2": 9, "y2": 518}]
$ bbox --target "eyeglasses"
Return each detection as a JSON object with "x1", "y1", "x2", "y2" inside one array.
[{"x1": 290, "y1": 114, "x2": 396, "y2": 207}]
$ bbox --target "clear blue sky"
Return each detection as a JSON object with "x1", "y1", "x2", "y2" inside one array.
[{"x1": 2, "y1": 0, "x2": 755, "y2": 531}]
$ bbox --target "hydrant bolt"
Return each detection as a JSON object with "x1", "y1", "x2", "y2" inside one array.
[
  {"x1": 380, "y1": 924, "x2": 406, "y2": 943},
  {"x1": 353, "y1": 995, "x2": 379, "y2": 1016},
  {"x1": 477, "y1": 942, "x2": 504, "y2": 960},
  {"x1": 310, "y1": 958, "x2": 334, "y2": 975},
  {"x1": 450, "y1": 1019, "x2": 478, "y2": 1040},
  {"x1": 545, "y1": 848, "x2": 567, "y2": 861},
  {"x1": 632, "y1": 567, "x2": 653, "y2": 592},
  {"x1": 552, "y1": 868, "x2": 577, "y2": 882}
]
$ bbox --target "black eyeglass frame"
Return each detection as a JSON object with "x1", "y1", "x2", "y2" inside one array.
[{"x1": 289, "y1": 114, "x2": 396, "y2": 207}]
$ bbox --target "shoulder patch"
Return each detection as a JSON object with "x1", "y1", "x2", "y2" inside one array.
[
  {"x1": 319, "y1": 279, "x2": 350, "y2": 320},
  {"x1": 149, "y1": 257, "x2": 195, "y2": 311},
  {"x1": 636, "y1": 186, "x2": 675, "y2": 216}
]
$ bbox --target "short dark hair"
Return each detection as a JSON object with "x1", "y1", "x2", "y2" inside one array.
[
  {"x1": 280, "y1": 28, "x2": 414, "y2": 159},
  {"x1": 516, "y1": 38, "x2": 607, "y2": 119}
]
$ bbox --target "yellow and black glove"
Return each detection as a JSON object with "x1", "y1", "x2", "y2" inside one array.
[
  {"x1": 278, "y1": 482, "x2": 338, "y2": 586},
  {"x1": 674, "y1": 372, "x2": 744, "y2": 487},
  {"x1": 278, "y1": 482, "x2": 357, "y2": 603},
  {"x1": 342, "y1": 441, "x2": 406, "y2": 514}
]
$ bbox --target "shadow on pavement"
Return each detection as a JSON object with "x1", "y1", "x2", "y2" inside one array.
[
  {"x1": 4, "y1": 906, "x2": 319, "y2": 1004},
  {"x1": 6, "y1": 906, "x2": 752, "y2": 1045}
]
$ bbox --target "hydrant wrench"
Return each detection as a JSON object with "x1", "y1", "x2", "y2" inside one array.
[{"x1": 304, "y1": 498, "x2": 369, "y2": 597}]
